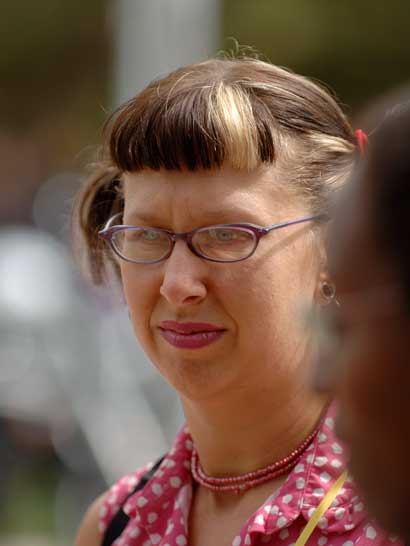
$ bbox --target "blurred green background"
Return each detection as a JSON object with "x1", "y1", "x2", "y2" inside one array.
[
  {"x1": 1, "y1": 1, "x2": 409, "y2": 544},
  {"x1": 2, "y1": 0, "x2": 410, "y2": 224}
]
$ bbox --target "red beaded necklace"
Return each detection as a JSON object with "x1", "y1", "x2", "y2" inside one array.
[{"x1": 191, "y1": 422, "x2": 321, "y2": 494}]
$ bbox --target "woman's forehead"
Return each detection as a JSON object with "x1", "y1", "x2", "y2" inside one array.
[{"x1": 122, "y1": 166, "x2": 300, "y2": 219}]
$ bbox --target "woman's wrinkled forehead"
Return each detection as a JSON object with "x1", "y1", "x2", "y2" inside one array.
[{"x1": 121, "y1": 166, "x2": 304, "y2": 227}]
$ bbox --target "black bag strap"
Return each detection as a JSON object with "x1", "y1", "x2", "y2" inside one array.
[{"x1": 101, "y1": 456, "x2": 165, "y2": 546}]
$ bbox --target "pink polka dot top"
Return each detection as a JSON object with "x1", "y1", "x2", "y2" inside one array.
[{"x1": 99, "y1": 403, "x2": 402, "y2": 546}]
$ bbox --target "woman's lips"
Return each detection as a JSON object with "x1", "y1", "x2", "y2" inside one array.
[{"x1": 158, "y1": 321, "x2": 225, "y2": 349}]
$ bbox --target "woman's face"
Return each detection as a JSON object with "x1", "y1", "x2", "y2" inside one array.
[
  {"x1": 120, "y1": 165, "x2": 320, "y2": 402},
  {"x1": 312, "y1": 177, "x2": 410, "y2": 535}
]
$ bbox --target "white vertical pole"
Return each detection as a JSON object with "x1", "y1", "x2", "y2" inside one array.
[{"x1": 114, "y1": 0, "x2": 221, "y2": 105}]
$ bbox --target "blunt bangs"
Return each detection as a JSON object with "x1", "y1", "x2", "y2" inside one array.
[{"x1": 107, "y1": 61, "x2": 278, "y2": 172}]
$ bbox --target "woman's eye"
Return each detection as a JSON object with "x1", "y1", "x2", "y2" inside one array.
[
  {"x1": 209, "y1": 229, "x2": 236, "y2": 242},
  {"x1": 142, "y1": 229, "x2": 160, "y2": 241}
]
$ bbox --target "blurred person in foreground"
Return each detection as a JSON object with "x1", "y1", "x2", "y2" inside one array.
[
  {"x1": 74, "y1": 58, "x2": 396, "y2": 546},
  {"x1": 312, "y1": 99, "x2": 410, "y2": 540}
]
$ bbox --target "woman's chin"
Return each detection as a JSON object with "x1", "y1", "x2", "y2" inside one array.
[{"x1": 153, "y1": 353, "x2": 238, "y2": 401}]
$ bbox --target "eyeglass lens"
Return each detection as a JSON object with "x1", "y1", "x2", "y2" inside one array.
[{"x1": 112, "y1": 226, "x2": 257, "y2": 263}]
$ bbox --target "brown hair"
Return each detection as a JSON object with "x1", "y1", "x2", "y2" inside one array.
[{"x1": 74, "y1": 58, "x2": 356, "y2": 283}]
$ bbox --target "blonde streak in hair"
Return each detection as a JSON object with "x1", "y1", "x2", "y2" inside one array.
[
  {"x1": 213, "y1": 83, "x2": 260, "y2": 169},
  {"x1": 307, "y1": 133, "x2": 355, "y2": 155}
]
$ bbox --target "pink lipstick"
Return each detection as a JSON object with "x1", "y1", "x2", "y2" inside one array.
[{"x1": 158, "y1": 321, "x2": 225, "y2": 349}]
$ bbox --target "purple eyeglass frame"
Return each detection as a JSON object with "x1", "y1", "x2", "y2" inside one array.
[{"x1": 99, "y1": 212, "x2": 328, "y2": 264}]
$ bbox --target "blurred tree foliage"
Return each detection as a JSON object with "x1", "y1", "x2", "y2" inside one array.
[
  {"x1": 0, "y1": 0, "x2": 111, "y2": 223},
  {"x1": 1, "y1": 0, "x2": 410, "y2": 221},
  {"x1": 223, "y1": 0, "x2": 410, "y2": 116}
]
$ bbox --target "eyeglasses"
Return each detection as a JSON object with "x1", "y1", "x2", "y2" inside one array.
[{"x1": 98, "y1": 212, "x2": 327, "y2": 265}]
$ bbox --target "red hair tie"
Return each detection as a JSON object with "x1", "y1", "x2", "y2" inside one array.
[{"x1": 355, "y1": 129, "x2": 368, "y2": 155}]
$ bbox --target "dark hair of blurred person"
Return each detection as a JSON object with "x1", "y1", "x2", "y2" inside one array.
[{"x1": 312, "y1": 95, "x2": 410, "y2": 540}]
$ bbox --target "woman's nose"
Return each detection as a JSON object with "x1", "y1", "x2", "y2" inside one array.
[{"x1": 159, "y1": 241, "x2": 207, "y2": 306}]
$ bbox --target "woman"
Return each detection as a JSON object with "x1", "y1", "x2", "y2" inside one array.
[
  {"x1": 74, "y1": 58, "x2": 396, "y2": 546},
  {"x1": 312, "y1": 99, "x2": 410, "y2": 540}
]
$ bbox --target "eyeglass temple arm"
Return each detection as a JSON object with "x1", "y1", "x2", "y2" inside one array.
[{"x1": 263, "y1": 213, "x2": 329, "y2": 233}]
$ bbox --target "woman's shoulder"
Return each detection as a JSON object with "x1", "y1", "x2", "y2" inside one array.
[{"x1": 74, "y1": 462, "x2": 154, "y2": 546}]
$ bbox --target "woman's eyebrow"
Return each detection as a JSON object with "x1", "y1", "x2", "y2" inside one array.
[{"x1": 125, "y1": 207, "x2": 266, "y2": 225}]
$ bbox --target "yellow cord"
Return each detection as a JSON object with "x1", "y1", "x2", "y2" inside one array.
[{"x1": 295, "y1": 470, "x2": 348, "y2": 546}]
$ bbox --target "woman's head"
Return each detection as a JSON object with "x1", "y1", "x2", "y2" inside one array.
[
  {"x1": 75, "y1": 58, "x2": 355, "y2": 401},
  {"x1": 313, "y1": 97, "x2": 410, "y2": 536}
]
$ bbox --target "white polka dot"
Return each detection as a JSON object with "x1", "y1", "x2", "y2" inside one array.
[
  {"x1": 335, "y1": 507, "x2": 346, "y2": 520},
  {"x1": 295, "y1": 463, "x2": 305, "y2": 473},
  {"x1": 318, "y1": 517, "x2": 328, "y2": 529},
  {"x1": 296, "y1": 477, "x2": 306, "y2": 489},
  {"x1": 264, "y1": 504, "x2": 272, "y2": 513},
  {"x1": 307, "y1": 443, "x2": 315, "y2": 451},
  {"x1": 255, "y1": 514, "x2": 265, "y2": 525},
  {"x1": 150, "y1": 535, "x2": 161, "y2": 545},
  {"x1": 107, "y1": 493, "x2": 117, "y2": 505},
  {"x1": 233, "y1": 536, "x2": 241, "y2": 546},
  {"x1": 126, "y1": 475, "x2": 138, "y2": 487},
  {"x1": 152, "y1": 483, "x2": 163, "y2": 496},
  {"x1": 343, "y1": 542, "x2": 354, "y2": 546},
  {"x1": 98, "y1": 521, "x2": 106, "y2": 532},
  {"x1": 366, "y1": 526, "x2": 377, "y2": 540},
  {"x1": 270, "y1": 505, "x2": 280, "y2": 514},
  {"x1": 318, "y1": 537, "x2": 327, "y2": 546},
  {"x1": 282, "y1": 494, "x2": 293, "y2": 504},
  {"x1": 330, "y1": 498, "x2": 340, "y2": 507},
  {"x1": 314, "y1": 456, "x2": 328, "y2": 467},
  {"x1": 325, "y1": 417, "x2": 334, "y2": 429},
  {"x1": 245, "y1": 534, "x2": 251, "y2": 545},
  {"x1": 320, "y1": 472, "x2": 331, "y2": 483},
  {"x1": 318, "y1": 432, "x2": 327, "y2": 443},
  {"x1": 137, "y1": 496, "x2": 148, "y2": 507},
  {"x1": 170, "y1": 476, "x2": 182, "y2": 488},
  {"x1": 332, "y1": 442, "x2": 343, "y2": 454},
  {"x1": 163, "y1": 501, "x2": 170, "y2": 510},
  {"x1": 143, "y1": 541, "x2": 151, "y2": 546},
  {"x1": 313, "y1": 487, "x2": 325, "y2": 497},
  {"x1": 148, "y1": 512, "x2": 158, "y2": 523},
  {"x1": 129, "y1": 527, "x2": 140, "y2": 538},
  {"x1": 308, "y1": 507, "x2": 316, "y2": 518},
  {"x1": 185, "y1": 439, "x2": 193, "y2": 450},
  {"x1": 344, "y1": 524, "x2": 355, "y2": 531},
  {"x1": 176, "y1": 535, "x2": 187, "y2": 546},
  {"x1": 124, "y1": 502, "x2": 133, "y2": 514},
  {"x1": 331, "y1": 459, "x2": 342, "y2": 468},
  {"x1": 164, "y1": 459, "x2": 176, "y2": 468},
  {"x1": 277, "y1": 516, "x2": 287, "y2": 528},
  {"x1": 354, "y1": 502, "x2": 364, "y2": 512},
  {"x1": 307, "y1": 454, "x2": 315, "y2": 463},
  {"x1": 165, "y1": 523, "x2": 174, "y2": 535},
  {"x1": 280, "y1": 529, "x2": 289, "y2": 540}
]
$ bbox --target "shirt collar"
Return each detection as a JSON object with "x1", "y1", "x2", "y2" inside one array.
[{"x1": 124, "y1": 402, "x2": 367, "y2": 541}]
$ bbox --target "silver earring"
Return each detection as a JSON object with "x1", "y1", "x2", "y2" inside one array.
[{"x1": 320, "y1": 280, "x2": 336, "y2": 304}]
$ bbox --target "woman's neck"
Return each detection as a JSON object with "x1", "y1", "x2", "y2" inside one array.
[{"x1": 182, "y1": 386, "x2": 327, "y2": 477}]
